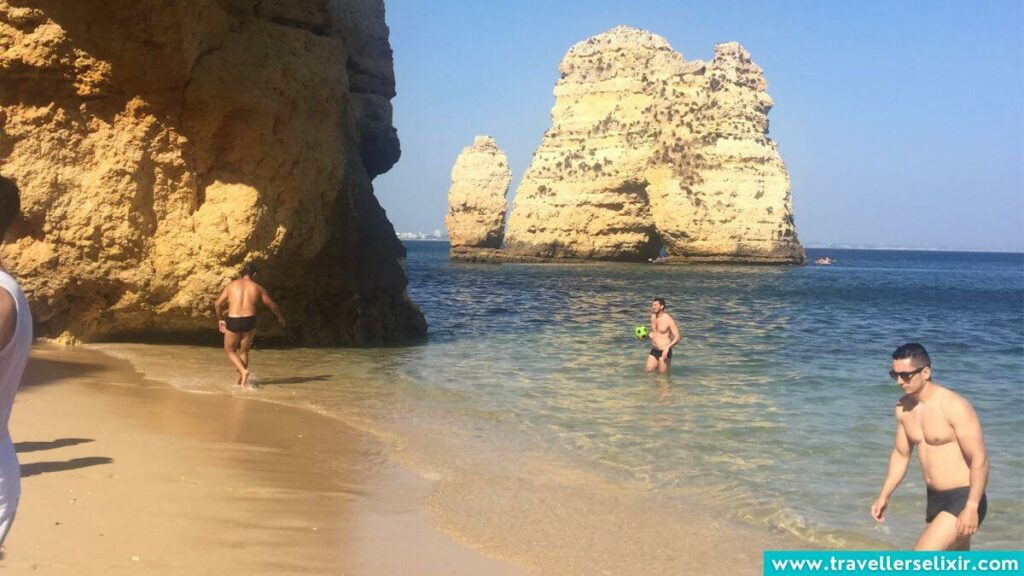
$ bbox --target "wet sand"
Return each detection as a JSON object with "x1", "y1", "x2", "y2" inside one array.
[{"x1": 0, "y1": 344, "x2": 523, "y2": 575}]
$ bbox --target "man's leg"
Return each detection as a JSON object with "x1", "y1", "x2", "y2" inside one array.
[
  {"x1": 645, "y1": 353, "x2": 659, "y2": 372},
  {"x1": 914, "y1": 512, "x2": 969, "y2": 551},
  {"x1": 239, "y1": 330, "x2": 255, "y2": 369},
  {"x1": 239, "y1": 330, "x2": 256, "y2": 387},
  {"x1": 658, "y1": 355, "x2": 671, "y2": 373},
  {"x1": 223, "y1": 331, "x2": 247, "y2": 386}
]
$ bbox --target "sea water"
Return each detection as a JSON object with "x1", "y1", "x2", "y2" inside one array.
[{"x1": 96, "y1": 243, "x2": 1024, "y2": 551}]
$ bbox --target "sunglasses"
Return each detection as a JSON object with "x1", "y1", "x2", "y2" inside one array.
[{"x1": 889, "y1": 365, "x2": 927, "y2": 382}]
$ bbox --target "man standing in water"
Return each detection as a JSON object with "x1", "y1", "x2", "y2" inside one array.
[
  {"x1": 871, "y1": 343, "x2": 989, "y2": 550},
  {"x1": 215, "y1": 262, "x2": 286, "y2": 388},
  {"x1": 0, "y1": 176, "x2": 32, "y2": 547},
  {"x1": 645, "y1": 297, "x2": 680, "y2": 373}
]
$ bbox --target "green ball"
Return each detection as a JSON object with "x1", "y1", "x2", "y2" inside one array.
[{"x1": 635, "y1": 325, "x2": 649, "y2": 339}]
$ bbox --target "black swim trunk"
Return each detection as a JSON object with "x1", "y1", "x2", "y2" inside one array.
[
  {"x1": 649, "y1": 347, "x2": 673, "y2": 361},
  {"x1": 225, "y1": 316, "x2": 257, "y2": 333},
  {"x1": 926, "y1": 486, "x2": 987, "y2": 525}
]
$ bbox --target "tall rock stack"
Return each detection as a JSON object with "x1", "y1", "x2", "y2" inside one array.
[
  {"x1": 491, "y1": 26, "x2": 805, "y2": 264},
  {"x1": 0, "y1": 0, "x2": 426, "y2": 344},
  {"x1": 446, "y1": 136, "x2": 511, "y2": 260}
]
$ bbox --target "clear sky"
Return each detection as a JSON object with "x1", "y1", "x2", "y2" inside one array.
[{"x1": 373, "y1": 0, "x2": 1024, "y2": 252}]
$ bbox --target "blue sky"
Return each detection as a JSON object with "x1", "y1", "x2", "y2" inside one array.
[{"x1": 373, "y1": 0, "x2": 1024, "y2": 251}]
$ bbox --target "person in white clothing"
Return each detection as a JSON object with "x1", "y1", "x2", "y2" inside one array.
[{"x1": 0, "y1": 175, "x2": 31, "y2": 548}]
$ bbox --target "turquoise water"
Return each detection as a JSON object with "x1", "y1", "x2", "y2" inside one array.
[
  {"x1": 396, "y1": 243, "x2": 1023, "y2": 549},
  {"x1": 100, "y1": 243, "x2": 1023, "y2": 552}
]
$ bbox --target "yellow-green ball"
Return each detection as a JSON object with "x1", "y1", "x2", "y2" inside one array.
[{"x1": 635, "y1": 325, "x2": 649, "y2": 339}]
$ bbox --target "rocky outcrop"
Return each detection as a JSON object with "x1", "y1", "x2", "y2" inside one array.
[
  {"x1": 497, "y1": 26, "x2": 804, "y2": 264},
  {"x1": 445, "y1": 135, "x2": 511, "y2": 258},
  {"x1": 0, "y1": 0, "x2": 426, "y2": 344}
]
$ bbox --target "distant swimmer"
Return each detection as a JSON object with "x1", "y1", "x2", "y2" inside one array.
[
  {"x1": 871, "y1": 343, "x2": 989, "y2": 550},
  {"x1": 645, "y1": 297, "x2": 680, "y2": 373},
  {"x1": 214, "y1": 262, "x2": 286, "y2": 388}
]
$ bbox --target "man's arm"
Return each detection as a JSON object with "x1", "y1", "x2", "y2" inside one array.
[
  {"x1": 666, "y1": 316, "x2": 681, "y2": 350},
  {"x1": 260, "y1": 287, "x2": 286, "y2": 328},
  {"x1": 949, "y1": 396, "x2": 989, "y2": 538},
  {"x1": 214, "y1": 285, "x2": 229, "y2": 332},
  {"x1": 871, "y1": 407, "x2": 912, "y2": 521}
]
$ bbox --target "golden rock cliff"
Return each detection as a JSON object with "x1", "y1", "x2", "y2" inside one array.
[
  {"x1": 0, "y1": 0, "x2": 426, "y2": 344},
  {"x1": 499, "y1": 26, "x2": 804, "y2": 264},
  {"x1": 445, "y1": 135, "x2": 511, "y2": 258}
]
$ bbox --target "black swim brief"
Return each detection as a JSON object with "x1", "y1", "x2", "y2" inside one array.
[
  {"x1": 225, "y1": 316, "x2": 257, "y2": 333},
  {"x1": 649, "y1": 347, "x2": 673, "y2": 361},
  {"x1": 926, "y1": 486, "x2": 987, "y2": 525}
]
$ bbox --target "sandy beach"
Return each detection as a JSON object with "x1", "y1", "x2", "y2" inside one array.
[{"x1": 0, "y1": 343, "x2": 523, "y2": 575}]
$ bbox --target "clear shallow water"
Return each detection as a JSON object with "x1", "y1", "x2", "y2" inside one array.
[
  {"x1": 398, "y1": 243, "x2": 1024, "y2": 549},
  {"x1": 99, "y1": 244, "x2": 1024, "y2": 551}
]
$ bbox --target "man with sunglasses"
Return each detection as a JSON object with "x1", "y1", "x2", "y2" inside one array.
[{"x1": 870, "y1": 343, "x2": 989, "y2": 550}]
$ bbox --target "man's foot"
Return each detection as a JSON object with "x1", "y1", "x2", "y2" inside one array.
[{"x1": 240, "y1": 370, "x2": 250, "y2": 388}]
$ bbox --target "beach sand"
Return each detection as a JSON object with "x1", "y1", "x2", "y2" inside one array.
[
  {"x1": 0, "y1": 343, "x2": 802, "y2": 575},
  {"x1": 0, "y1": 344, "x2": 524, "y2": 575}
]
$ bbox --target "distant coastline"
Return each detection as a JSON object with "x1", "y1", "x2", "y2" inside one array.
[
  {"x1": 805, "y1": 244, "x2": 1024, "y2": 254},
  {"x1": 402, "y1": 238, "x2": 1022, "y2": 255}
]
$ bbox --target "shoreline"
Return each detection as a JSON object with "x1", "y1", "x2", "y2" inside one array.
[
  {"x1": 86, "y1": 342, "x2": 818, "y2": 574},
  {"x1": 0, "y1": 343, "x2": 523, "y2": 575}
]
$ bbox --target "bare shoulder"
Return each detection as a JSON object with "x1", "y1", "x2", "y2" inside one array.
[
  {"x1": 936, "y1": 384, "x2": 976, "y2": 417},
  {"x1": 896, "y1": 394, "x2": 916, "y2": 416},
  {"x1": 0, "y1": 288, "x2": 14, "y2": 316},
  {"x1": 0, "y1": 289, "x2": 15, "y2": 347}
]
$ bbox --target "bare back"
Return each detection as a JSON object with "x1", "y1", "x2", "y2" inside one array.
[
  {"x1": 224, "y1": 278, "x2": 265, "y2": 317},
  {"x1": 898, "y1": 385, "x2": 973, "y2": 490}
]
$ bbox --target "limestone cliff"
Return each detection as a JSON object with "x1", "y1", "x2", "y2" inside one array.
[
  {"x1": 500, "y1": 26, "x2": 804, "y2": 264},
  {"x1": 445, "y1": 135, "x2": 511, "y2": 259},
  {"x1": 0, "y1": 0, "x2": 426, "y2": 344}
]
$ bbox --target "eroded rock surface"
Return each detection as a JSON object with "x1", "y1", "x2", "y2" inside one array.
[
  {"x1": 445, "y1": 135, "x2": 511, "y2": 255},
  {"x1": 0, "y1": 0, "x2": 426, "y2": 344},
  {"x1": 500, "y1": 26, "x2": 804, "y2": 264}
]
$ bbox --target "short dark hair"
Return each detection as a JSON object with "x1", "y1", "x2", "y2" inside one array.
[
  {"x1": 241, "y1": 262, "x2": 257, "y2": 277},
  {"x1": 892, "y1": 343, "x2": 931, "y2": 367},
  {"x1": 0, "y1": 175, "x2": 21, "y2": 238},
  {"x1": 653, "y1": 297, "x2": 666, "y2": 307}
]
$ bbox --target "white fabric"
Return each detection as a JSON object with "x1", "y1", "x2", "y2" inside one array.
[{"x1": 0, "y1": 270, "x2": 32, "y2": 547}]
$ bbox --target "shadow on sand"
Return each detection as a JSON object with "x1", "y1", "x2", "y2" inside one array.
[
  {"x1": 15, "y1": 438, "x2": 94, "y2": 453},
  {"x1": 20, "y1": 457, "x2": 113, "y2": 478}
]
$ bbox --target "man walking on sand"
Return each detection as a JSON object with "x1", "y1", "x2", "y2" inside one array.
[
  {"x1": 871, "y1": 343, "x2": 989, "y2": 550},
  {"x1": 214, "y1": 262, "x2": 285, "y2": 388},
  {"x1": 645, "y1": 297, "x2": 680, "y2": 373},
  {"x1": 0, "y1": 176, "x2": 32, "y2": 547}
]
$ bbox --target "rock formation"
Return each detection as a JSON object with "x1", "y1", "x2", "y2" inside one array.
[
  {"x1": 483, "y1": 26, "x2": 804, "y2": 264},
  {"x1": 445, "y1": 135, "x2": 511, "y2": 260},
  {"x1": 0, "y1": 0, "x2": 426, "y2": 344}
]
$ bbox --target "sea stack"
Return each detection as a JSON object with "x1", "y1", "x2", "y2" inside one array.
[
  {"x1": 466, "y1": 26, "x2": 805, "y2": 264},
  {"x1": 445, "y1": 136, "x2": 512, "y2": 260},
  {"x1": 0, "y1": 0, "x2": 426, "y2": 344}
]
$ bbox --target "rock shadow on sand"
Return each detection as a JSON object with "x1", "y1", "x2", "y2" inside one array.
[
  {"x1": 15, "y1": 438, "x2": 94, "y2": 453},
  {"x1": 20, "y1": 456, "x2": 113, "y2": 478}
]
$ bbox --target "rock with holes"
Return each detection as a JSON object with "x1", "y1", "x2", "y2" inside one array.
[
  {"x1": 502, "y1": 26, "x2": 804, "y2": 263},
  {"x1": 0, "y1": 0, "x2": 426, "y2": 344},
  {"x1": 445, "y1": 135, "x2": 511, "y2": 255}
]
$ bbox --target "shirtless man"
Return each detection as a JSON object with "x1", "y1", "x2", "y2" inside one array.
[
  {"x1": 214, "y1": 262, "x2": 286, "y2": 388},
  {"x1": 871, "y1": 343, "x2": 989, "y2": 550},
  {"x1": 645, "y1": 297, "x2": 680, "y2": 373}
]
